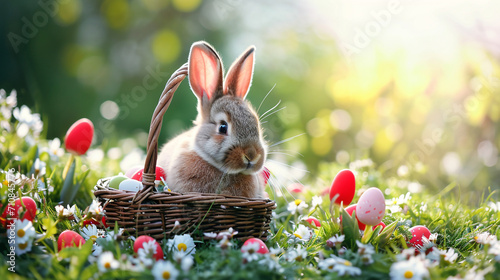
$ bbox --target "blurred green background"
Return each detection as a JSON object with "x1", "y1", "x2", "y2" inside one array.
[{"x1": 1, "y1": 0, "x2": 499, "y2": 200}]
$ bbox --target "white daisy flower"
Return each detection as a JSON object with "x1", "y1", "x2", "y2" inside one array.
[
  {"x1": 92, "y1": 243, "x2": 103, "y2": 257},
  {"x1": 88, "y1": 200, "x2": 104, "y2": 216},
  {"x1": 269, "y1": 247, "x2": 283, "y2": 258},
  {"x1": 241, "y1": 241, "x2": 261, "y2": 262},
  {"x1": 217, "y1": 236, "x2": 233, "y2": 250},
  {"x1": 46, "y1": 138, "x2": 65, "y2": 161},
  {"x1": 428, "y1": 233, "x2": 438, "y2": 243},
  {"x1": 98, "y1": 251, "x2": 119, "y2": 272},
  {"x1": 258, "y1": 255, "x2": 284, "y2": 272},
  {"x1": 287, "y1": 199, "x2": 309, "y2": 215},
  {"x1": 311, "y1": 195, "x2": 323, "y2": 209},
  {"x1": 356, "y1": 240, "x2": 375, "y2": 256},
  {"x1": 318, "y1": 258, "x2": 338, "y2": 272},
  {"x1": 15, "y1": 238, "x2": 33, "y2": 256},
  {"x1": 293, "y1": 224, "x2": 312, "y2": 241},
  {"x1": 55, "y1": 204, "x2": 76, "y2": 219},
  {"x1": 203, "y1": 232, "x2": 218, "y2": 239},
  {"x1": 8, "y1": 219, "x2": 36, "y2": 244},
  {"x1": 443, "y1": 248, "x2": 458, "y2": 264},
  {"x1": 397, "y1": 248, "x2": 418, "y2": 261},
  {"x1": 81, "y1": 224, "x2": 103, "y2": 242},
  {"x1": 152, "y1": 260, "x2": 179, "y2": 280},
  {"x1": 138, "y1": 240, "x2": 158, "y2": 261},
  {"x1": 332, "y1": 258, "x2": 362, "y2": 276},
  {"x1": 286, "y1": 245, "x2": 308, "y2": 262},
  {"x1": 106, "y1": 228, "x2": 124, "y2": 241},
  {"x1": 167, "y1": 234, "x2": 196, "y2": 257},
  {"x1": 180, "y1": 254, "x2": 194, "y2": 272},
  {"x1": 489, "y1": 242, "x2": 500, "y2": 263},
  {"x1": 327, "y1": 234, "x2": 345, "y2": 248},
  {"x1": 33, "y1": 158, "x2": 46, "y2": 177},
  {"x1": 474, "y1": 232, "x2": 497, "y2": 245},
  {"x1": 390, "y1": 256, "x2": 429, "y2": 280},
  {"x1": 488, "y1": 201, "x2": 500, "y2": 212}
]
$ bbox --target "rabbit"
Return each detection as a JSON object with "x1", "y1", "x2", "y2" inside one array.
[{"x1": 157, "y1": 41, "x2": 267, "y2": 198}]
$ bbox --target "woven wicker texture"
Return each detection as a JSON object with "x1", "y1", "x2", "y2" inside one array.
[{"x1": 94, "y1": 63, "x2": 276, "y2": 241}]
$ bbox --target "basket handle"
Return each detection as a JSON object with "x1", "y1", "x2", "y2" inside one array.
[{"x1": 133, "y1": 63, "x2": 188, "y2": 203}]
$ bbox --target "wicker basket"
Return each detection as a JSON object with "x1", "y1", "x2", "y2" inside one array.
[{"x1": 93, "y1": 63, "x2": 276, "y2": 241}]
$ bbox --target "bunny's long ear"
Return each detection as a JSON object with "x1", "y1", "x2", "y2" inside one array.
[
  {"x1": 188, "y1": 41, "x2": 224, "y2": 103},
  {"x1": 224, "y1": 46, "x2": 255, "y2": 99}
]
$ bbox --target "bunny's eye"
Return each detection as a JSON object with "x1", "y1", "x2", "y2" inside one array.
[{"x1": 218, "y1": 121, "x2": 228, "y2": 135}]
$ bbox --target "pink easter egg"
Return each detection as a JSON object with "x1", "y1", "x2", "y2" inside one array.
[
  {"x1": 329, "y1": 169, "x2": 355, "y2": 206},
  {"x1": 408, "y1": 226, "x2": 431, "y2": 247},
  {"x1": 356, "y1": 188, "x2": 386, "y2": 226}
]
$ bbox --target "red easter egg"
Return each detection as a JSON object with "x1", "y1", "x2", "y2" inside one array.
[
  {"x1": 408, "y1": 226, "x2": 431, "y2": 247},
  {"x1": 344, "y1": 204, "x2": 366, "y2": 230},
  {"x1": 58, "y1": 230, "x2": 85, "y2": 251},
  {"x1": 130, "y1": 166, "x2": 166, "y2": 182},
  {"x1": 306, "y1": 217, "x2": 321, "y2": 227},
  {"x1": 329, "y1": 169, "x2": 355, "y2": 206},
  {"x1": 1, "y1": 197, "x2": 37, "y2": 227},
  {"x1": 64, "y1": 118, "x2": 94, "y2": 155},
  {"x1": 134, "y1": 235, "x2": 163, "y2": 260},
  {"x1": 261, "y1": 167, "x2": 271, "y2": 185},
  {"x1": 242, "y1": 238, "x2": 269, "y2": 254},
  {"x1": 82, "y1": 216, "x2": 108, "y2": 228}
]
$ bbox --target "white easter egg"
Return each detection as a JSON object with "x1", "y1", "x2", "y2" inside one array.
[
  {"x1": 356, "y1": 187, "x2": 386, "y2": 226},
  {"x1": 119, "y1": 179, "x2": 143, "y2": 192}
]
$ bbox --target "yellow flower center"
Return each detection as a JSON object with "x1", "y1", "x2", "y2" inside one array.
[
  {"x1": 177, "y1": 243, "x2": 187, "y2": 251},
  {"x1": 294, "y1": 199, "x2": 302, "y2": 206},
  {"x1": 344, "y1": 260, "x2": 352, "y2": 266},
  {"x1": 2, "y1": 180, "x2": 8, "y2": 186},
  {"x1": 404, "y1": 270, "x2": 414, "y2": 279},
  {"x1": 162, "y1": 271, "x2": 171, "y2": 279},
  {"x1": 18, "y1": 229, "x2": 26, "y2": 238},
  {"x1": 90, "y1": 235, "x2": 98, "y2": 242},
  {"x1": 474, "y1": 236, "x2": 479, "y2": 240},
  {"x1": 104, "y1": 262, "x2": 111, "y2": 269},
  {"x1": 294, "y1": 233, "x2": 302, "y2": 239},
  {"x1": 328, "y1": 265, "x2": 334, "y2": 270},
  {"x1": 19, "y1": 242, "x2": 28, "y2": 250}
]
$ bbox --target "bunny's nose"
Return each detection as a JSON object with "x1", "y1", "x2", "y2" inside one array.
[{"x1": 242, "y1": 146, "x2": 262, "y2": 170}]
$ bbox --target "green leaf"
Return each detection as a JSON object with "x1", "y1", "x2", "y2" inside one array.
[
  {"x1": 341, "y1": 207, "x2": 360, "y2": 249},
  {"x1": 60, "y1": 160, "x2": 76, "y2": 204},
  {"x1": 373, "y1": 221, "x2": 398, "y2": 248},
  {"x1": 38, "y1": 216, "x2": 58, "y2": 242}
]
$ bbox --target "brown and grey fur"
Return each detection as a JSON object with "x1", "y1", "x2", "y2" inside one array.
[{"x1": 157, "y1": 41, "x2": 266, "y2": 198}]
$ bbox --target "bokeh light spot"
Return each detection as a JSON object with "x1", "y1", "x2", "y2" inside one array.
[
  {"x1": 100, "y1": 101, "x2": 120, "y2": 120},
  {"x1": 102, "y1": 0, "x2": 130, "y2": 29},
  {"x1": 56, "y1": 0, "x2": 82, "y2": 25},
  {"x1": 441, "y1": 152, "x2": 461, "y2": 175},
  {"x1": 311, "y1": 135, "x2": 331, "y2": 156},
  {"x1": 172, "y1": 0, "x2": 202, "y2": 12},
  {"x1": 152, "y1": 30, "x2": 181, "y2": 64},
  {"x1": 330, "y1": 109, "x2": 352, "y2": 131}
]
